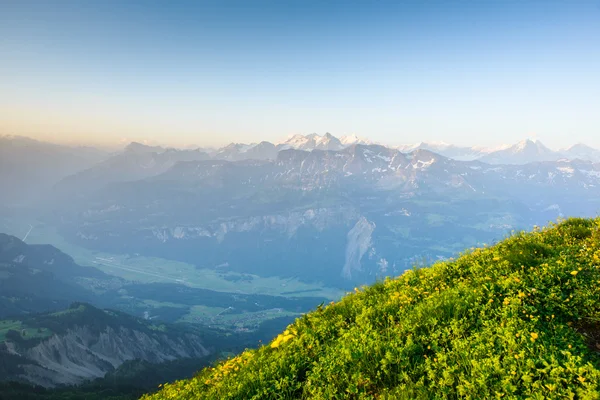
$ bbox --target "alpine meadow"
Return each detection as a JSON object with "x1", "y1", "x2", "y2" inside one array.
[{"x1": 144, "y1": 219, "x2": 600, "y2": 399}]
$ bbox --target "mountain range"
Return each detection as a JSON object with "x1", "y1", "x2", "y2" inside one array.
[
  {"x1": 0, "y1": 136, "x2": 109, "y2": 207},
  {"x1": 209, "y1": 135, "x2": 600, "y2": 165},
  {"x1": 3, "y1": 133, "x2": 600, "y2": 209},
  {"x1": 59, "y1": 134, "x2": 594, "y2": 167},
  {"x1": 48, "y1": 142, "x2": 600, "y2": 287}
]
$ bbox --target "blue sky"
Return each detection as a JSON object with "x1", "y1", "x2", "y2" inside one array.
[{"x1": 1, "y1": 0, "x2": 599, "y2": 148}]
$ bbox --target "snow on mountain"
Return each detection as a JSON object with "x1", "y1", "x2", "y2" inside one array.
[
  {"x1": 339, "y1": 134, "x2": 373, "y2": 146},
  {"x1": 277, "y1": 134, "x2": 309, "y2": 150},
  {"x1": 392, "y1": 142, "x2": 496, "y2": 161},
  {"x1": 127, "y1": 135, "x2": 600, "y2": 165},
  {"x1": 214, "y1": 143, "x2": 255, "y2": 160},
  {"x1": 413, "y1": 142, "x2": 490, "y2": 161},
  {"x1": 562, "y1": 144, "x2": 600, "y2": 163},
  {"x1": 213, "y1": 141, "x2": 277, "y2": 161},
  {"x1": 394, "y1": 143, "x2": 420, "y2": 153},
  {"x1": 277, "y1": 133, "x2": 344, "y2": 151},
  {"x1": 478, "y1": 139, "x2": 563, "y2": 165}
]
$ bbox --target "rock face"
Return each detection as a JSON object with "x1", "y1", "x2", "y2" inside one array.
[
  {"x1": 343, "y1": 217, "x2": 376, "y2": 279},
  {"x1": 0, "y1": 305, "x2": 211, "y2": 387},
  {"x1": 13, "y1": 326, "x2": 208, "y2": 387}
]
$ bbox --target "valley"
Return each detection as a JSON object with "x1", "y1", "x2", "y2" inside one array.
[{"x1": 0, "y1": 217, "x2": 342, "y2": 300}]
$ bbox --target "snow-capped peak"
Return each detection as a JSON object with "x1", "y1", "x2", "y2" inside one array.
[
  {"x1": 339, "y1": 134, "x2": 372, "y2": 146},
  {"x1": 277, "y1": 133, "x2": 344, "y2": 151},
  {"x1": 478, "y1": 139, "x2": 562, "y2": 165},
  {"x1": 561, "y1": 143, "x2": 600, "y2": 163},
  {"x1": 511, "y1": 139, "x2": 552, "y2": 154}
]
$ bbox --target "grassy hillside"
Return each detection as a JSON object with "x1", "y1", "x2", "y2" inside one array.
[{"x1": 144, "y1": 218, "x2": 600, "y2": 399}]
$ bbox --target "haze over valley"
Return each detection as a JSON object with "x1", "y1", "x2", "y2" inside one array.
[{"x1": 4, "y1": 131, "x2": 600, "y2": 287}]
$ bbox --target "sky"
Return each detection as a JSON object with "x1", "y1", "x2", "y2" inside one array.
[{"x1": 1, "y1": 0, "x2": 599, "y2": 149}]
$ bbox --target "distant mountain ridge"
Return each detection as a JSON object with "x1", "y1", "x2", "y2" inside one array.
[
  {"x1": 50, "y1": 142, "x2": 600, "y2": 287},
  {"x1": 207, "y1": 134, "x2": 600, "y2": 165},
  {"x1": 153, "y1": 134, "x2": 600, "y2": 165},
  {"x1": 479, "y1": 139, "x2": 562, "y2": 165},
  {"x1": 100, "y1": 134, "x2": 599, "y2": 166},
  {"x1": 6, "y1": 133, "x2": 600, "y2": 210},
  {"x1": 0, "y1": 135, "x2": 109, "y2": 206},
  {"x1": 562, "y1": 143, "x2": 600, "y2": 163}
]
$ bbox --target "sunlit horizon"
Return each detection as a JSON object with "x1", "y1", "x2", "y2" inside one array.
[{"x1": 2, "y1": 1, "x2": 599, "y2": 149}]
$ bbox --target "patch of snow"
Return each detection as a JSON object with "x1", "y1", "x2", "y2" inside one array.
[
  {"x1": 557, "y1": 166, "x2": 574, "y2": 175},
  {"x1": 340, "y1": 134, "x2": 372, "y2": 146},
  {"x1": 413, "y1": 159, "x2": 435, "y2": 169}
]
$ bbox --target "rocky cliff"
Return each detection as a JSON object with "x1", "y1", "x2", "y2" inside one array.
[{"x1": 0, "y1": 304, "x2": 211, "y2": 387}]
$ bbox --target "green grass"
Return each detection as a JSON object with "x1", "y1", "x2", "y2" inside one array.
[
  {"x1": 142, "y1": 300, "x2": 188, "y2": 309},
  {"x1": 0, "y1": 319, "x2": 53, "y2": 342},
  {"x1": 49, "y1": 304, "x2": 87, "y2": 317},
  {"x1": 144, "y1": 218, "x2": 600, "y2": 399},
  {"x1": 178, "y1": 305, "x2": 227, "y2": 324},
  {"x1": 179, "y1": 305, "x2": 299, "y2": 331},
  {"x1": 0, "y1": 320, "x2": 22, "y2": 341}
]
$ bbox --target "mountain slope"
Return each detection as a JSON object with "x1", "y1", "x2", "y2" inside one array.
[
  {"x1": 0, "y1": 303, "x2": 212, "y2": 387},
  {"x1": 0, "y1": 233, "x2": 116, "y2": 317},
  {"x1": 479, "y1": 139, "x2": 562, "y2": 165},
  {"x1": 415, "y1": 142, "x2": 498, "y2": 161},
  {"x1": 213, "y1": 141, "x2": 278, "y2": 161},
  {"x1": 53, "y1": 142, "x2": 209, "y2": 198},
  {"x1": 278, "y1": 133, "x2": 344, "y2": 151},
  {"x1": 339, "y1": 134, "x2": 373, "y2": 146},
  {"x1": 563, "y1": 144, "x2": 600, "y2": 163},
  {"x1": 145, "y1": 218, "x2": 600, "y2": 399},
  {"x1": 0, "y1": 136, "x2": 108, "y2": 206}
]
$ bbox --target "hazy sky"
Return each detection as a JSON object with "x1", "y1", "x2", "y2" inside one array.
[{"x1": 1, "y1": 0, "x2": 599, "y2": 149}]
